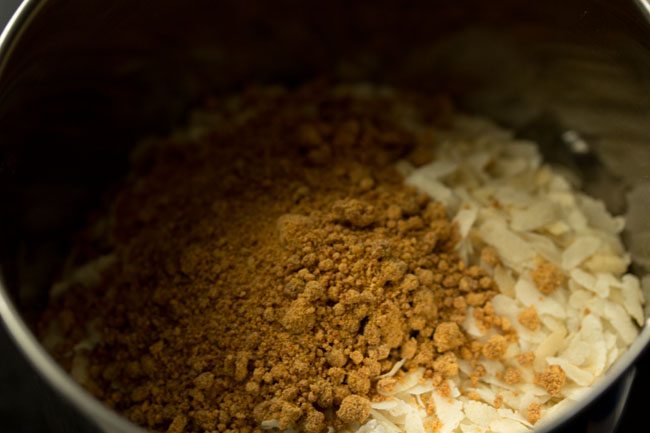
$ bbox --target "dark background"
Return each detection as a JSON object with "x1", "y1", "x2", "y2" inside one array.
[{"x1": 0, "y1": 1, "x2": 646, "y2": 432}]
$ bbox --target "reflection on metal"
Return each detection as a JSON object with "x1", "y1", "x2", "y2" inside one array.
[
  {"x1": 635, "y1": 0, "x2": 650, "y2": 21},
  {"x1": 0, "y1": 0, "x2": 40, "y2": 81}
]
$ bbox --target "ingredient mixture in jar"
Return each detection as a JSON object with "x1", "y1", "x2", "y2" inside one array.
[{"x1": 41, "y1": 83, "x2": 645, "y2": 433}]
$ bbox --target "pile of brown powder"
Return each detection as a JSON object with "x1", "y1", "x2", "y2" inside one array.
[{"x1": 41, "y1": 84, "x2": 510, "y2": 433}]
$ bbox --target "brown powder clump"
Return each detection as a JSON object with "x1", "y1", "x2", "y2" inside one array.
[
  {"x1": 336, "y1": 395, "x2": 371, "y2": 425},
  {"x1": 166, "y1": 415, "x2": 187, "y2": 433},
  {"x1": 480, "y1": 247, "x2": 500, "y2": 268},
  {"x1": 40, "y1": 84, "x2": 503, "y2": 433},
  {"x1": 481, "y1": 335, "x2": 508, "y2": 360},
  {"x1": 433, "y1": 322, "x2": 465, "y2": 352},
  {"x1": 517, "y1": 306, "x2": 540, "y2": 331},
  {"x1": 432, "y1": 352, "x2": 459, "y2": 378},
  {"x1": 501, "y1": 367, "x2": 522, "y2": 385},
  {"x1": 517, "y1": 352, "x2": 535, "y2": 366},
  {"x1": 531, "y1": 259, "x2": 565, "y2": 295},
  {"x1": 535, "y1": 365, "x2": 567, "y2": 397},
  {"x1": 527, "y1": 402, "x2": 542, "y2": 424}
]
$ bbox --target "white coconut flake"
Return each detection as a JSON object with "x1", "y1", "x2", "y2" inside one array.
[
  {"x1": 368, "y1": 411, "x2": 401, "y2": 433},
  {"x1": 496, "y1": 407, "x2": 533, "y2": 428},
  {"x1": 493, "y1": 266, "x2": 516, "y2": 296},
  {"x1": 491, "y1": 294, "x2": 519, "y2": 317},
  {"x1": 570, "y1": 268, "x2": 608, "y2": 297},
  {"x1": 406, "y1": 172, "x2": 458, "y2": 211},
  {"x1": 387, "y1": 370, "x2": 422, "y2": 395},
  {"x1": 546, "y1": 220, "x2": 571, "y2": 236},
  {"x1": 566, "y1": 209, "x2": 589, "y2": 232},
  {"x1": 489, "y1": 418, "x2": 530, "y2": 433},
  {"x1": 604, "y1": 331, "x2": 617, "y2": 350},
  {"x1": 459, "y1": 423, "x2": 487, "y2": 433},
  {"x1": 376, "y1": 359, "x2": 406, "y2": 379},
  {"x1": 260, "y1": 420, "x2": 281, "y2": 430},
  {"x1": 619, "y1": 275, "x2": 645, "y2": 325},
  {"x1": 522, "y1": 232, "x2": 562, "y2": 264},
  {"x1": 432, "y1": 392, "x2": 464, "y2": 433},
  {"x1": 534, "y1": 328, "x2": 567, "y2": 362},
  {"x1": 540, "y1": 315, "x2": 565, "y2": 333},
  {"x1": 606, "y1": 347, "x2": 620, "y2": 370},
  {"x1": 584, "y1": 254, "x2": 630, "y2": 275},
  {"x1": 407, "y1": 383, "x2": 436, "y2": 395},
  {"x1": 371, "y1": 400, "x2": 399, "y2": 411},
  {"x1": 510, "y1": 201, "x2": 557, "y2": 232},
  {"x1": 469, "y1": 387, "x2": 497, "y2": 405},
  {"x1": 403, "y1": 409, "x2": 427, "y2": 433},
  {"x1": 454, "y1": 206, "x2": 478, "y2": 239},
  {"x1": 602, "y1": 301, "x2": 638, "y2": 344},
  {"x1": 419, "y1": 160, "x2": 458, "y2": 180},
  {"x1": 569, "y1": 289, "x2": 593, "y2": 310},
  {"x1": 546, "y1": 357, "x2": 594, "y2": 387},
  {"x1": 356, "y1": 420, "x2": 387, "y2": 433},
  {"x1": 563, "y1": 385, "x2": 591, "y2": 401},
  {"x1": 513, "y1": 278, "x2": 542, "y2": 307},
  {"x1": 561, "y1": 236, "x2": 601, "y2": 269},
  {"x1": 578, "y1": 313, "x2": 601, "y2": 338},
  {"x1": 577, "y1": 195, "x2": 625, "y2": 234},
  {"x1": 586, "y1": 340, "x2": 608, "y2": 376},
  {"x1": 463, "y1": 401, "x2": 498, "y2": 427},
  {"x1": 515, "y1": 278, "x2": 566, "y2": 318},
  {"x1": 479, "y1": 219, "x2": 535, "y2": 266}
]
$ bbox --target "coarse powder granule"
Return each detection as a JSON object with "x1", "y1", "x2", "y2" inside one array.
[{"x1": 40, "y1": 84, "x2": 510, "y2": 433}]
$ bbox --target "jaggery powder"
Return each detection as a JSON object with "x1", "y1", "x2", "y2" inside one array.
[{"x1": 41, "y1": 84, "x2": 503, "y2": 433}]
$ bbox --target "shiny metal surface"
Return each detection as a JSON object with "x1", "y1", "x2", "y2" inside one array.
[{"x1": 1, "y1": 1, "x2": 650, "y2": 432}]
